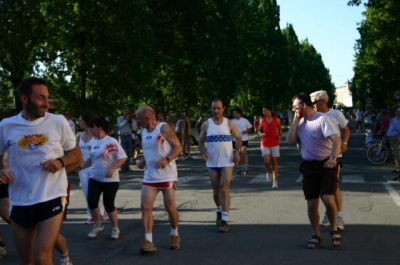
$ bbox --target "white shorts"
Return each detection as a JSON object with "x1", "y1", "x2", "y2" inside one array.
[{"x1": 261, "y1": 146, "x2": 280, "y2": 157}]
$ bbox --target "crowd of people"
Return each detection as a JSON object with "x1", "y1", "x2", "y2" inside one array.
[{"x1": 0, "y1": 76, "x2": 361, "y2": 264}]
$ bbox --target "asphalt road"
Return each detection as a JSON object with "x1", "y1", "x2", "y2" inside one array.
[{"x1": 1, "y1": 121, "x2": 399, "y2": 265}]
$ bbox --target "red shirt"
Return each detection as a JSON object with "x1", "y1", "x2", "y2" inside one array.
[{"x1": 260, "y1": 116, "x2": 279, "y2": 147}]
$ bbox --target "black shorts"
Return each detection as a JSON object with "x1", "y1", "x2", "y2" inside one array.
[
  {"x1": 10, "y1": 197, "x2": 65, "y2": 228},
  {"x1": 0, "y1": 184, "x2": 9, "y2": 199},
  {"x1": 232, "y1": 141, "x2": 248, "y2": 149},
  {"x1": 300, "y1": 159, "x2": 338, "y2": 200}
]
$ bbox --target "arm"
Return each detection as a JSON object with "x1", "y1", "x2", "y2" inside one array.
[
  {"x1": 324, "y1": 133, "x2": 341, "y2": 169},
  {"x1": 156, "y1": 123, "x2": 183, "y2": 168},
  {"x1": 229, "y1": 120, "x2": 242, "y2": 163},
  {"x1": 286, "y1": 117, "x2": 300, "y2": 144},
  {"x1": 106, "y1": 157, "x2": 127, "y2": 178},
  {"x1": 40, "y1": 144, "x2": 84, "y2": 175},
  {"x1": 0, "y1": 154, "x2": 13, "y2": 184},
  {"x1": 198, "y1": 120, "x2": 209, "y2": 162},
  {"x1": 277, "y1": 117, "x2": 283, "y2": 140},
  {"x1": 341, "y1": 125, "x2": 350, "y2": 153}
]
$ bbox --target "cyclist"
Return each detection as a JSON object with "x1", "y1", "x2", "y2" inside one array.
[{"x1": 387, "y1": 108, "x2": 400, "y2": 176}]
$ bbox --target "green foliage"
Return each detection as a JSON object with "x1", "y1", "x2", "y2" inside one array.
[
  {"x1": 352, "y1": 0, "x2": 400, "y2": 108},
  {"x1": 0, "y1": 0, "x2": 336, "y2": 121}
]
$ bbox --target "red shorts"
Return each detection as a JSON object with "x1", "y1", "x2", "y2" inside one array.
[
  {"x1": 142, "y1": 181, "x2": 177, "y2": 190},
  {"x1": 254, "y1": 121, "x2": 259, "y2": 128}
]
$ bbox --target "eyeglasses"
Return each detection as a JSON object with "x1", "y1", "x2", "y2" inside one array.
[{"x1": 292, "y1": 103, "x2": 304, "y2": 111}]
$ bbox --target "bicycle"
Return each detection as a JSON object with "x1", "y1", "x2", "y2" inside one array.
[{"x1": 366, "y1": 136, "x2": 396, "y2": 165}]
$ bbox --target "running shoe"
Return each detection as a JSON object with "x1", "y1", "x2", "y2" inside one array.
[
  {"x1": 87, "y1": 224, "x2": 104, "y2": 238},
  {"x1": 336, "y1": 216, "x2": 345, "y2": 231},
  {"x1": 218, "y1": 220, "x2": 229, "y2": 233},
  {"x1": 236, "y1": 167, "x2": 242, "y2": 175},
  {"x1": 321, "y1": 213, "x2": 331, "y2": 227},
  {"x1": 266, "y1": 173, "x2": 272, "y2": 182},
  {"x1": 111, "y1": 227, "x2": 120, "y2": 240},
  {"x1": 101, "y1": 212, "x2": 109, "y2": 221},
  {"x1": 272, "y1": 180, "x2": 278, "y2": 188},
  {"x1": 85, "y1": 218, "x2": 94, "y2": 225},
  {"x1": 242, "y1": 168, "x2": 248, "y2": 175},
  {"x1": 140, "y1": 239, "x2": 157, "y2": 255},
  {"x1": 170, "y1": 235, "x2": 180, "y2": 250},
  {"x1": 0, "y1": 245, "x2": 7, "y2": 258},
  {"x1": 60, "y1": 257, "x2": 73, "y2": 265},
  {"x1": 216, "y1": 211, "x2": 222, "y2": 226}
]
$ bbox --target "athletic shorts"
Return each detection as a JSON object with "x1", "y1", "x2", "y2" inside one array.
[
  {"x1": 261, "y1": 146, "x2": 280, "y2": 157},
  {"x1": 300, "y1": 159, "x2": 338, "y2": 200},
  {"x1": 10, "y1": 197, "x2": 66, "y2": 228},
  {"x1": 142, "y1": 181, "x2": 177, "y2": 190},
  {"x1": 232, "y1": 141, "x2": 248, "y2": 149},
  {"x1": 0, "y1": 184, "x2": 9, "y2": 199}
]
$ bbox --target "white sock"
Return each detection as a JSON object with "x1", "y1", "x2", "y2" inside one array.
[
  {"x1": 221, "y1": 211, "x2": 228, "y2": 221},
  {"x1": 337, "y1": 211, "x2": 343, "y2": 217},
  {"x1": 145, "y1": 233, "x2": 153, "y2": 242},
  {"x1": 170, "y1": 227, "x2": 178, "y2": 236}
]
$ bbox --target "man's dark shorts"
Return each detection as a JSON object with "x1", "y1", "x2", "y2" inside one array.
[
  {"x1": 232, "y1": 141, "x2": 248, "y2": 149},
  {"x1": 300, "y1": 159, "x2": 338, "y2": 200},
  {"x1": 10, "y1": 197, "x2": 64, "y2": 227},
  {"x1": 0, "y1": 184, "x2": 9, "y2": 199}
]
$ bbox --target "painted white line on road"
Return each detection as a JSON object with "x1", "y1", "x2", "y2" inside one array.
[
  {"x1": 249, "y1": 174, "x2": 267, "y2": 183},
  {"x1": 295, "y1": 174, "x2": 303, "y2": 183},
  {"x1": 179, "y1": 176, "x2": 199, "y2": 183},
  {"x1": 342, "y1": 175, "x2": 364, "y2": 183},
  {"x1": 383, "y1": 183, "x2": 400, "y2": 207}
]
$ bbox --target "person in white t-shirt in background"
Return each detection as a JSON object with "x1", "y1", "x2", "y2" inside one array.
[
  {"x1": 310, "y1": 90, "x2": 350, "y2": 231},
  {"x1": 231, "y1": 108, "x2": 253, "y2": 175},
  {"x1": 0, "y1": 77, "x2": 83, "y2": 265},
  {"x1": 79, "y1": 116, "x2": 127, "y2": 240},
  {"x1": 63, "y1": 110, "x2": 79, "y2": 134}
]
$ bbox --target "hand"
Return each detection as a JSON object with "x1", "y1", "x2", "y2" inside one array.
[
  {"x1": 203, "y1": 154, "x2": 209, "y2": 162},
  {"x1": 155, "y1": 159, "x2": 168, "y2": 169},
  {"x1": 40, "y1": 159, "x2": 63, "y2": 173},
  {"x1": 233, "y1": 152, "x2": 241, "y2": 163},
  {"x1": 106, "y1": 170, "x2": 113, "y2": 178},
  {"x1": 0, "y1": 169, "x2": 13, "y2": 184},
  {"x1": 137, "y1": 159, "x2": 146, "y2": 169},
  {"x1": 324, "y1": 159, "x2": 337, "y2": 169},
  {"x1": 341, "y1": 143, "x2": 348, "y2": 153}
]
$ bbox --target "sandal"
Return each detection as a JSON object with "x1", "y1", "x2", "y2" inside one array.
[
  {"x1": 306, "y1": 235, "x2": 321, "y2": 249},
  {"x1": 330, "y1": 230, "x2": 343, "y2": 248}
]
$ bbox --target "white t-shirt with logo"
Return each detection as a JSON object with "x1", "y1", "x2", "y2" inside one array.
[
  {"x1": 0, "y1": 112, "x2": 76, "y2": 206},
  {"x1": 89, "y1": 136, "x2": 127, "y2": 182}
]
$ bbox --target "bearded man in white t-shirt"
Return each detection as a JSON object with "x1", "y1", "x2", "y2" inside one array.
[{"x1": 0, "y1": 77, "x2": 83, "y2": 264}]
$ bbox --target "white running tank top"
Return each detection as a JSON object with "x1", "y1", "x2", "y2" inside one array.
[
  {"x1": 206, "y1": 118, "x2": 234, "y2": 167},
  {"x1": 142, "y1": 122, "x2": 178, "y2": 182}
]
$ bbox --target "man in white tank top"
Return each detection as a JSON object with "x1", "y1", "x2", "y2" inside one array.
[
  {"x1": 136, "y1": 106, "x2": 183, "y2": 254},
  {"x1": 198, "y1": 99, "x2": 242, "y2": 233}
]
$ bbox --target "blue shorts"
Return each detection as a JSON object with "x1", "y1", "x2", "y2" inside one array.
[
  {"x1": 208, "y1": 167, "x2": 223, "y2": 172},
  {"x1": 10, "y1": 197, "x2": 65, "y2": 228}
]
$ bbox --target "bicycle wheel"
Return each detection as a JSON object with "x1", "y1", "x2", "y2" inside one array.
[{"x1": 366, "y1": 143, "x2": 389, "y2": 165}]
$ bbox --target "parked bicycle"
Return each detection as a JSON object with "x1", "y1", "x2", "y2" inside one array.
[{"x1": 366, "y1": 136, "x2": 396, "y2": 165}]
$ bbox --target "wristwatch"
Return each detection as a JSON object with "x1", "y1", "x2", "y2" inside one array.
[
  {"x1": 329, "y1": 156, "x2": 337, "y2": 161},
  {"x1": 166, "y1": 157, "x2": 171, "y2": 163}
]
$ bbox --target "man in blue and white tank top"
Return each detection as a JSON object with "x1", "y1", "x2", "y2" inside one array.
[
  {"x1": 136, "y1": 106, "x2": 183, "y2": 254},
  {"x1": 198, "y1": 99, "x2": 242, "y2": 233}
]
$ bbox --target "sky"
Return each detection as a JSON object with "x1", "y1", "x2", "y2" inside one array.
[{"x1": 277, "y1": 0, "x2": 366, "y2": 88}]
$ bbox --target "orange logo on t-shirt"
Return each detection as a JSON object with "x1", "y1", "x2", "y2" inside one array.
[{"x1": 18, "y1": 134, "x2": 48, "y2": 150}]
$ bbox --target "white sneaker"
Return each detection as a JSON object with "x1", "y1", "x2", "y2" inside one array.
[
  {"x1": 87, "y1": 224, "x2": 104, "y2": 238},
  {"x1": 101, "y1": 212, "x2": 109, "y2": 221},
  {"x1": 111, "y1": 227, "x2": 120, "y2": 239},
  {"x1": 60, "y1": 257, "x2": 73, "y2": 265},
  {"x1": 0, "y1": 244, "x2": 7, "y2": 258},
  {"x1": 321, "y1": 213, "x2": 331, "y2": 227},
  {"x1": 336, "y1": 215, "x2": 345, "y2": 230},
  {"x1": 272, "y1": 180, "x2": 278, "y2": 188},
  {"x1": 266, "y1": 173, "x2": 272, "y2": 182}
]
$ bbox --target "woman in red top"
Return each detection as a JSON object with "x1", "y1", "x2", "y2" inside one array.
[{"x1": 258, "y1": 106, "x2": 282, "y2": 188}]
